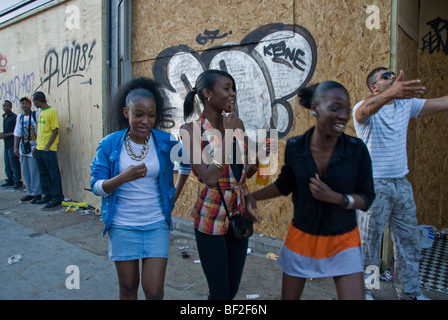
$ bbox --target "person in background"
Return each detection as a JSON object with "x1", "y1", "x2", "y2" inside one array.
[
  {"x1": 90, "y1": 77, "x2": 190, "y2": 300},
  {"x1": 246, "y1": 81, "x2": 375, "y2": 300},
  {"x1": 32, "y1": 91, "x2": 64, "y2": 208},
  {"x1": 13, "y1": 97, "x2": 42, "y2": 203},
  {"x1": 1, "y1": 100, "x2": 22, "y2": 189},
  {"x1": 354, "y1": 68, "x2": 448, "y2": 300}
]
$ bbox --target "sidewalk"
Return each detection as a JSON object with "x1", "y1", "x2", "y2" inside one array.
[{"x1": 0, "y1": 186, "x2": 446, "y2": 300}]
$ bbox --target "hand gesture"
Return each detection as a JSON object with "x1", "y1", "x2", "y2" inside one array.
[
  {"x1": 388, "y1": 70, "x2": 426, "y2": 99},
  {"x1": 309, "y1": 174, "x2": 337, "y2": 203},
  {"x1": 246, "y1": 193, "x2": 261, "y2": 223},
  {"x1": 222, "y1": 104, "x2": 244, "y2": 131},
  {"x1": 120, "y1": 163, "x2": 147, "y2": 183}
]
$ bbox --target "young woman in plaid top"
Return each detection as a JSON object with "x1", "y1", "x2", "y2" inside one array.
[{"x1": 180, "y1": 70, "x2": 259, "y2": 300}]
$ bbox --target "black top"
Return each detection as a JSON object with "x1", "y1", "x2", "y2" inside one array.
[
  {"x1": 274, "y1": 127, "x2": 375, "y2": 236},
  {"x1": 2, "y1": 111, "x2": 17, "y2": 148}
]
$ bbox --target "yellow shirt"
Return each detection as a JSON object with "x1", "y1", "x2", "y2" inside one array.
[{"x1": 36, "y1": 106, "x2": 59, "y2": 151}]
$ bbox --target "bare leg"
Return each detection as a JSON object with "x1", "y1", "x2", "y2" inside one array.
[
  {"x1": 114, "y1": 260, "x2": 140, "y2": 300},
  {"x1": 281, "y1": 272, "x2": 307, "y2": 300},
  {"x1": 333, "y1": 272, "x2": 365, "y2": 300},
  {"x1": 141, "y1": 257, "x2": 168, "y2": 300}
]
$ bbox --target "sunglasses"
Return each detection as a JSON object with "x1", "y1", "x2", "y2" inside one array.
[{"x1": 372, "y1": 71, "x2": 395, "y2": 85}]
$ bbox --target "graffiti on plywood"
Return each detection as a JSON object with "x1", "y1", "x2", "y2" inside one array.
[{"x1": 153, "y1": 23, "x2": 317, "y2": 139}]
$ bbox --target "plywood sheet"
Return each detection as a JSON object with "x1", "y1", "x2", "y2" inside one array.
[
  {"x1": 132, "y1": 0, "x2": 391, "y2": 239},
  {"x1": 0, "y1": 0, "x2": 103, "y2": 209}
]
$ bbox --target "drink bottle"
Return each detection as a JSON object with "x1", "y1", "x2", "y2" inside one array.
[{"x1": 256, "y1": 139, "x2": 270, "y2": 185}]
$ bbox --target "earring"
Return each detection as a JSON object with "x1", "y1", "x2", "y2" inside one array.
[
  {"x1": 311, "y1": 111, "x2": 318, "y2": 117},
  {"x1": 207, "y1": 97, "x2": 211, "y2": 101}
]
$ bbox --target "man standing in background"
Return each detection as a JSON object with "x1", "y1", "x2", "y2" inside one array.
[
  {"x1": 14, "y1": 97, "x2": 42, "y2": 203},
  {"x1": 354, "y1": 67, "x2": 448, "y2": 300},
  {"x1": 1, "y1": 100, "x2": 22, "y2": 189},
  {"x1": 32, "y1": 92, "x2": 64, "y2": 208}
]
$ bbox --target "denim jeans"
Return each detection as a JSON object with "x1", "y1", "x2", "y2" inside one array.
[
  {"x1": 357, "y1": 177, "x2": 422, "y2": 299},
  {"x1": 34, "y1": 150, "x2": 64, "y2": 202},
  {"x1": 4, "y1": 146, "x2": 21, "y2": 185}
]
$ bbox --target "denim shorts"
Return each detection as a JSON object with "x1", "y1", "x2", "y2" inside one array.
[{"x1": 108, "y1": 219, "x2": 170, "y2": 261}]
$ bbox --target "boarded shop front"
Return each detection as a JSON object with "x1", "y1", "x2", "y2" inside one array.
[
  {"x1": 0, "y1": 0, "x2": 104, "y2": 208},
  {"x1": 130, "y1": 0, "x2": 392, "y2": 239}
]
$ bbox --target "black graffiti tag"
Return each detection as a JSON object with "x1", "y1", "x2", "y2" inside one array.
[
  {"x1": 37, "y1": 39, "x2": 96, "y2": 93},
  {"x1": 422, "y1": 17, "x2": 448, "y2": 55},
  {"x1": 263, "y1": 41, "x2": 306, "y2": 71},
  {"x1": 196, "y1": 29, "x2": 232, "y2": 45}
]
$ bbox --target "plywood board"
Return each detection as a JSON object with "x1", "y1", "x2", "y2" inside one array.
[
  {"x1": 131, "y1": 0, "x2": 391, "y2": 239},
  {"x1": 0, "y1": 0, "x2": 103, "y2": 209}
]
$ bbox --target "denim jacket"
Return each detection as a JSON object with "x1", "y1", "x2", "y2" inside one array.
[{"x1": 90, "y1": 128, "x2": 190, "y2": 236}]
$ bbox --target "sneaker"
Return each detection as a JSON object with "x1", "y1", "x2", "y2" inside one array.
[
  {"x1": 20, "y1": 195, "x2": 34, "y2": 201},
  {"x1": 412, "y1": 294, "x2": 431, "y2": 300},
  {"x1": 45, "y1": 201, "x2": 61, "y2": 208},
  {"x1": 35, "y1": 196, "x2": 51, "y2": 204},
  {"x1": 398, "y1": 294, "x2": 431, "y2": 300},
  {"x1": 31, "y1": 195, "x2": 42, "y2": 204},
  {"x1": 365, "y1": 292, "x2": 374, "y2": 300},
  {"x1": 1, "y1": 182, "x2": 14, "y2": 187},
  {"x1": 14, "y1": 183, "x2": 23, "y2": 190}
]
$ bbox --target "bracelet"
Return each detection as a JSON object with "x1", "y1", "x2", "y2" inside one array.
[
  {"x1": 211, "y1": 160, "x2": 224, "y2": 170},
  {"x1": 344, "y1": 194, "x2": 355, "y2": 209}
]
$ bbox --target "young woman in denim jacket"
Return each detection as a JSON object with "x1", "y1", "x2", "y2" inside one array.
[{"x1": 90, "y1": 77, "x2": 190, "y2": 299}]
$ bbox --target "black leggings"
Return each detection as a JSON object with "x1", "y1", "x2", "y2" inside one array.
[{"x1": 194, "y1": 228, "x2": 249, "y2": 300}]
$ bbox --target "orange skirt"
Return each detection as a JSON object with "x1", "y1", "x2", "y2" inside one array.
[{"x1": 277, "y1": 222, "x2": 364, "y2": 278}]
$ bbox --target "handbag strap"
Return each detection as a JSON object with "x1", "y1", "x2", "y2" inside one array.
[
  {"x1": 21, "y1": 113, "x2": 32, "y2": 140},
  {"x1": 217, "y1": 183, "x2": 232, "y2": 220}
]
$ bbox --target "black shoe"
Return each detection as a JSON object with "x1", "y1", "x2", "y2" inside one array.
[
  {"x1": 31, "y1": 195, "x2": 42, "y2": 204},
  {"x1": 35, "y1": 197, "x2": 51, "y2": 204},
  {"x1": 14, "y1": 183, "x2": 23, "y2": 190},
  {"x1": 45, "y1": 201, "x2": 61, "y2": 208},
  {"x1": 1, "y1": 182, "x2": 14, "y2": 187},
  {"x1": 20, "y1": 195, "x2": 34, "y2": 201}
]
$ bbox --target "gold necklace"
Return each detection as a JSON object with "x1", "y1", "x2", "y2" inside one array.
[{"x1": 125, "y1": 131, "x2": 150, "y2": 161}]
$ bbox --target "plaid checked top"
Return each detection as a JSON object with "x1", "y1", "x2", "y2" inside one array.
[{"x1": 190, "y1": 113, "x2": 250, "y2": 235}]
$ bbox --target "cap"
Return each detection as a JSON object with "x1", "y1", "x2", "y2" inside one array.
[{"x1": 20, "y1": 97, "x2": 31, "y2": 103}]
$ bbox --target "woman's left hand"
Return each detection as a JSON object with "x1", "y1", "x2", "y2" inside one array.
[{"x1": 246, "y1": 193, "x2": 262, "y2": 223}]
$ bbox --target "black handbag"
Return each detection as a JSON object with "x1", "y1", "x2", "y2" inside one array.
[
  {"x1": 20, "y1": 113, "x2": 32, "y2": 154},
  {"x1": 217, "y1": 183, "x2": 253, "y2": 240}
]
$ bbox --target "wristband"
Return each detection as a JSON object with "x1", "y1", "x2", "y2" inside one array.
[{"x1": 344, "y1": 194, "x2": 355, "y2": 209}]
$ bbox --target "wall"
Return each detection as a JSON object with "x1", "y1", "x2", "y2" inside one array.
[
  {"x1": 413, "y1": 0, "x2": 448, "y2": 230},
  {"x1": 395, "y1": 0, "x2": 448, "y2": 231},
  {"x1": 130, "y1": 0, "x2": 391, "y2": 239},
  {"x1": 0, "y1": 0, "x2": 103, "y2": 207}
]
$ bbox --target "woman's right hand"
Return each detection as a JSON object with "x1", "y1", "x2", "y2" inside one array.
[
  {"x1": 120, "y1": 163, "x2": 147, "y2": 182},
  {"x1": 222, "y1": 104, "x2": 244, "y2": 131}
]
